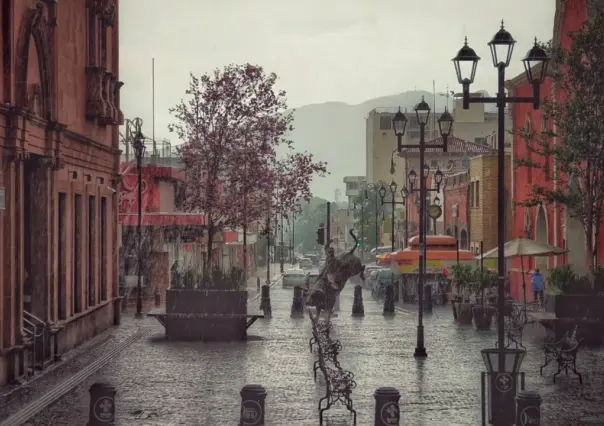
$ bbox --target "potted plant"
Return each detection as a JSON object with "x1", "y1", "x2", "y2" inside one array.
[
  {"x1": 451, "y1": 263, "x2": 474, "y2": 325},
  {"x1": 471, "y1": 269, "x2": 497, "y2": 330}
]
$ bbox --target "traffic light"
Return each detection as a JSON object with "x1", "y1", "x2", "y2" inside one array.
[{"x1": 316, "y1": 225, "x2": 325, "y2": 245}]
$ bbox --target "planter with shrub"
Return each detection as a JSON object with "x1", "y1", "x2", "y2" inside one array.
[{"x1": 164, "y1": 266, "x2": 249, "y2": 341}]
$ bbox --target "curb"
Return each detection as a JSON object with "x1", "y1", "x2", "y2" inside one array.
[{"x1": 0, "y1": 327, "x2": 154, "y2": 426}]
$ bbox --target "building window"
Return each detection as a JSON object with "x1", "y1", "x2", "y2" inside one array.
[
  {"x1": 87, "y1": 8, "x2": 97, "y2": 65},
  {"x1": 74, "y1": 194, "x2": 82, "y2": 314},
  {"x1": 58, "y1": 193, "x2": 67, "y2": 320},
  {"x1": 470, "y1": 181, "x2": 475, "y2": 207},
  {"x1": 88, "y1": 196, "x2": 96, "y2": 306},
  {"x1": 379, "y1": 115, "x2": 392, "y2": 130},
  {"x1": 475, "y1": 180, "x2": 480, "y2": 207},
  {"x1": 101, "y1": 197, "x2": 108, "y2": 301}
]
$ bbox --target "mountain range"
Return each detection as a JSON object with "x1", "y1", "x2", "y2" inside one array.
[{"x1": 287, "y1": 90, "x2": 439, "y2": 201}]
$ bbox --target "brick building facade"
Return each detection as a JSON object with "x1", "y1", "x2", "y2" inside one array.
[
  {"x1": 442, "y1": 154, "x2": 513, "y2": 255},
  {"x1": 0, "y1": 0, "x2": 122, "y2": 385}
]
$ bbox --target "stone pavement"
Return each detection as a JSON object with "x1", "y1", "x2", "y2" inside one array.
[{"x1": 17, "y1": 284, "x2": 604, "y2": 425}]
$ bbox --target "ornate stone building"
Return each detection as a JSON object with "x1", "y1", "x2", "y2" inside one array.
[{"x1": 0, "y1": 0, "x2": 122, "y2": 385}]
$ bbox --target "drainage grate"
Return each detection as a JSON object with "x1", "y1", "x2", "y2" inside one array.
[{"x1": 0, "y1": 327, "x2": 152, "y2": 426}]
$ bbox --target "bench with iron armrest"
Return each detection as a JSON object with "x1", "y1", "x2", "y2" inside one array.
[
  {"x1": 503, "y1": 305, "x2": 527, "y2": 350},
  {"x1": 540, "y1": 327, "x2": 582, "y2": 384},
  {"x1": 316, "y1": 349, "x2": 357, "y2": 425},
  {"x1": 309, "y1": 317, "x2": 357, "y2": 425},
  {"x1": 313, "y1": 338, "x2": 342, "y2": 380},
  {"x1": 309, "y1": 320, "x2": 332, "y2": 353}
]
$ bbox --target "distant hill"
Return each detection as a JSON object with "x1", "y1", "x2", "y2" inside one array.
[{"x1": 287, "y1": 90, "x2": 436, "y2": 200}]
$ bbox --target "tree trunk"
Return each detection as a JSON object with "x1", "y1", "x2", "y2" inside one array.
[{"x1": 205, "y1": 225, "x2": 215, "y2": 282}]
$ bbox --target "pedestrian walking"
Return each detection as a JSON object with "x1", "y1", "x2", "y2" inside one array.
[{"x1": 531, "y1": 268, "x2": 545, "y2": 305}]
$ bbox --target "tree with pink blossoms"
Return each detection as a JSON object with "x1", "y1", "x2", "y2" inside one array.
[
  {"x1": 169, "y1": 64, "x2": 294, "y2": 279},
  {"x1": 270, "y1": 151, "x2": 328, "y2": 216}
]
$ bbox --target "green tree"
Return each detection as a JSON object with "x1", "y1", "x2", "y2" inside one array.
[
  {"x1": 350, "y1": 185, "x2": 386, "y2": 250},
  {"x1": 288, "y1": 196, "x2": 330, "y2": 253},
  {"x1": 516, "y1": 12, "x2": 604, "y2": 267}
]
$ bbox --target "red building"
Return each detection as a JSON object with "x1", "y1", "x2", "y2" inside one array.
[
  {"x1": 442, "y1": 170, "x2": 471, "y2": 249},
  {"x1": 118, "y1": 146, "x2": 258, "y2": 306},
  {"x1": 506, "y1": 0, "x2": 604, "y2": 301},
  {"x1": 0, "y1": 1, "x2": 122, "y2": 385}
]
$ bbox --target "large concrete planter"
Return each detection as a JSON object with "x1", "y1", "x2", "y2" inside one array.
[
  {"x1": 554, "y1": 295, "x2": 604, "y2": 320},
  {"x1": 165, "y1": 289, "x2": 248, "y2": 341}
]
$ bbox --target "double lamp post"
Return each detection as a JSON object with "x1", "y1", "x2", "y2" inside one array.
[
  {"x1": 452, "y1": 22, "x2": 549, "y2": 425},
  {"x1": 386, "y1": 97, "x2": 451, "y2": 359}
]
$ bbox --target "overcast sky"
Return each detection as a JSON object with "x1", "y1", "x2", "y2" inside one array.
[{"x1": 119, "y1": 0, "x2": 555, "y2": 141}]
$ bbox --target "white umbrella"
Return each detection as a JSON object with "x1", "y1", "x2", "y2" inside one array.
[{"x1": 475, "y1": 237, "x2": 567, "y2": 305}]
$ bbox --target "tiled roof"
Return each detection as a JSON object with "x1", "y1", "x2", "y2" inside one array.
[{"x1": 400, "y1": 136, "x2": 496, "y2": 154}]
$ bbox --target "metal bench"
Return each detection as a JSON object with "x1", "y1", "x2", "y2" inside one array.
[
  {"x1": 540, "y1": 326, "x2": 582, "y2": 384},
  {"x1": 495, "y1": 304, "x2": 527, "y2": 350},
  {"x1": 309, "y1": 314, "x2": 357, "y2": 425}
]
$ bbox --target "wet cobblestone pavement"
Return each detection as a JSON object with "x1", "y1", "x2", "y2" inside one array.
[{"x1": 18, "y1": 283, "x2": 604, "y2": 425}]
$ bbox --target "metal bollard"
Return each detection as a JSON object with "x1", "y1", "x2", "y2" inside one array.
[
  {"x1": 374, "y1": 387, "x2": 400, "y2": 426},
  {"x1": 259, "y1": 285, "x2": 272, "y2": 318},
  {"x1": 290, "y1": 286, "x2": 304, "y2": 318},
  {"x1": 516, "y1": 390, "x2": 542, "y2": 426},
  {"x1": 240, "y1": 384, "x2": 267, "y2": 426},
  {"x1": 87, "y1": 382, "x2": 116, "y2": 426},
  {"x1": 352, "y1": 284, "x2": 365, "y2": 317},
  {"x1": 383, "y1": 285, "x2": 395, "y2": 316},
  {"x1": 257, "y1": 277, "x2": 261, "y2": 292}
]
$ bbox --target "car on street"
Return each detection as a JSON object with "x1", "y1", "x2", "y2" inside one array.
[
  {"x1": 299, "y1": 257, "x2": 313, "y2": 270},
  {"x1": 282, "y1": 269, "x2": 307, "y2": 288},
  {"x1": 305, "y1": 254, "x2": 320, "y2": 266}
]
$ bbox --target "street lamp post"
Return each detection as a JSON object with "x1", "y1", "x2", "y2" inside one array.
[
  {"x1": 393, "y1": 98, "x2": 450, "y2": 359},
  {"x1": 378, "y1": 182, "x2": 406, "y2": 253},
  {"x1": 453, "y1": 22, "x2": 549, "y2": 425},
  {"x1": 127, "y1": 118, "x2": 146, "y2": 319},
  {"x1": 401, "y1": 186, "x2": 409, "y2": 248},
  {"x1": 364, "y1": 183, "x2": 381, "y2": 255}
]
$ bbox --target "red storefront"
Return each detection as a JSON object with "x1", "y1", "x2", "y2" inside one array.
[
  {"x1": 442, "y1": 170, "x2": 471, "y2": 249},
  {"x1": 505, "y1": 0, "x2": 604, "y2": 301},
  {"x1": 118, "y1": 161, "x2": 255, "y2": 306}
]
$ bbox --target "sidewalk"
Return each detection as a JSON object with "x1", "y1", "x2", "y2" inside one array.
[{"x1": 246, "y1": 262, "x2": 283, "y2": 293}]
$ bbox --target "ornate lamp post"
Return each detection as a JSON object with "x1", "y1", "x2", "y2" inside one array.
[
  {"x1": 403, "y1": 98, "x2": 447, "y2": 359},
  {"x1": 127, "y1": 118, "x2": 146, "y2": 319},
  {"x1": 378, "y1": 181, "x2": 406, "y2": 253},
  {"x1": 400, "y1": 186, "x2": 409, "y2": 248},
  {"x1": 453, "y1": 22, "x2": 549, "y2": 426}
]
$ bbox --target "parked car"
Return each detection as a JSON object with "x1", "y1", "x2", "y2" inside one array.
[
  {"x1": 283, "y1": 269, "x2": 307, "y2": 288},
  {"x1": 299, "y1": 257, "x2": 313, "y2": 269},
  {"x1": 305, "y1": 254, "x2": 320, "y2": 266}
]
